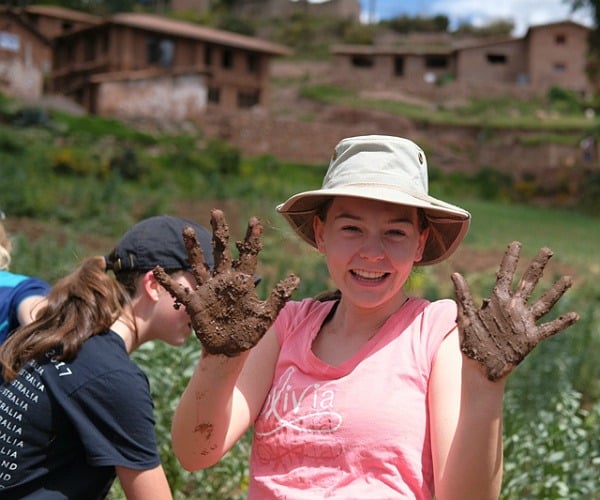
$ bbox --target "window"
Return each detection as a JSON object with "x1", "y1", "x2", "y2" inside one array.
[
  {"x1": 394, "y1": 56, "x2": 404, "y2": 76},
  {"x1": 222, "y1": 48, "x2": 233, "y2": 69},
  {"x1": 425, "y1": 55, "x2": 448, "y2": 69},
  {"x1": 0, "y1": 32, "x2": 20, "y2": 52},
  {"x1": 84, "y1": 37, "x2": 95, "y2": 61},
  {"x1": 553, "y1": 63, "x2": 566, "y2": 72},
  {"x1": 486, "y1": 53, "x2": 507, "y2": 64},
  {"x1": 247, "y1": 53, "x2": 259, "y2": 74},
  {"x1": 555, "y1": 34, "x2": 566, "y2": 44},
  {"x1": 351, "y1": 55, "x2": 374, "y2": 68},
  {"x1": 204, "y1": 46, "x2": 212, "y2": 66},
  {"x1": 101, "y1": 32, "x2": 109, "y2": 55},
  {"x1": 158, "y1": 39, "x2": 174, "y2": 67},
  {"x1": 208, "y1": 87, "x2": 220, "y2": 103},
  {"x1": 238, "y1": 90, "x2": 260, "y2": 108},
  {"x1": 147, "y1": 36, "x2": 174, "y2": 67}
]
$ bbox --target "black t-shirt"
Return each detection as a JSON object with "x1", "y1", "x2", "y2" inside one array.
[{"x1": 0, "y1": 331, "x2": 161, "y2": 499}]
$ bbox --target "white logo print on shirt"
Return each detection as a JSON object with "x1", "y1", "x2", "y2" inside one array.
[{"x1": 256, "y1": 366, "x2": 342, "y2": 437}]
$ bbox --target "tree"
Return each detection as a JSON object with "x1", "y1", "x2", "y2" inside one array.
[{"x1": 570, "y1": 0, "x2": 600, "y2": 93}]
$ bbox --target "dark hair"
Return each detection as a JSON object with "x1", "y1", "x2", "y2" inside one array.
[{"x1": 0, "y1": 256, "x2": 133, "y2": 380}]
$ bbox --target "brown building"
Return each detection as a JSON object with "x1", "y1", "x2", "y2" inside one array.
[
  {"x1": 0, "y1": 7, "x2": 52, "y2": 100},
  {"x1": 49, "y1": 12, "x2": 291, "y2": 121},
  {"x1": 331, "y1": 43, "x2": 456, "y2": 88},
  {"x1": 332, "y1": 20, "x2": 592, "y2": 98},
  {"x1": 0, "y1": 5, "x2": 101, "y2": 100},
  {"x1": 526, "y1": 21, "x2": 590, "y2": 94}
]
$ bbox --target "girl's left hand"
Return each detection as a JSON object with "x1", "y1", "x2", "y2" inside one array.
[{"x1": 451, "y1": 241, "x2": 580, "y2": 381}]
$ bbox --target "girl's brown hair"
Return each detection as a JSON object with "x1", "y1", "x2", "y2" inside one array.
[{"x1": 0, "y1": 256, "x2": 132, "y2": 381}]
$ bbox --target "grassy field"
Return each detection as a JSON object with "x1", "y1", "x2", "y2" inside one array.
[{"x1": 459, "y1": 198, "x2": 600, "y2": 270}]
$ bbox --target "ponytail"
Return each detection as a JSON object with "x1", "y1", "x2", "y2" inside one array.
[{"x1": 0, "y1": 256, "x2": 131, "y2": 380}]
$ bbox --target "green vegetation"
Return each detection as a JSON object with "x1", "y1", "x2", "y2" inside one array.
[
  {"x1": 1, "y1": 94, "x2": 599, "y2": 499},
  {"x1": 299, "y1": 84, "x2": 600, "y2": 130}
]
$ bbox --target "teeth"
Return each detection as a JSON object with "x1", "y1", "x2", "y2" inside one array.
[{"x1": 353, "y1": 269, "x2": 386, "y2": 279}]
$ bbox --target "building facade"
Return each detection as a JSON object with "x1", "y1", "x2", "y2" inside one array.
[
  {"x1": 0, "y1": 7, "x2": 52, "y2": 100},
  {"x1": 46, "y1": 12, "x2": 291, "y2": 121},
  {"x1": 332, "y1": 21, "x2": 592, "y2": 98}
]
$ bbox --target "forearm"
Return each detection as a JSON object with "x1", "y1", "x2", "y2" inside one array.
[
  {"x1": 171, "y1": 350, "x2": 250, "y2": 470},
  {"x1": 430, "y1": 332, "x2": 507, "y2": 500},
  {"x1": 117, "y1": 465, "x2": 173, "y2": 500},
  {"x1": 437, "y1": 357, "x2": 506, "y2": 499}
]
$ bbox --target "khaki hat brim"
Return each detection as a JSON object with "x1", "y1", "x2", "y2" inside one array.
[{"x1": 277, "y1": 184, "x2": 470, "y2": 265}]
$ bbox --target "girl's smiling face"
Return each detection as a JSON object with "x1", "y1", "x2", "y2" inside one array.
[{"x1": 313, "y1": 196, "x2": 429, "y2": 311}]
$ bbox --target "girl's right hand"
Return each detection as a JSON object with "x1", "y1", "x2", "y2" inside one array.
[{"x1": 153, "y1": 209, "x2": 300, "y2": 357}]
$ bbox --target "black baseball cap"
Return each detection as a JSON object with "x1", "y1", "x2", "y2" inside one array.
[{"x1": 105, "y1": 215, "x2": 214, "y2": 273}]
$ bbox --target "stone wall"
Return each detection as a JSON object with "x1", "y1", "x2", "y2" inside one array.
[
  {"x1": 189, "y1": 109, "x2": 595, "y2": 206},
  {"x1": 98, "y1": 74, "x2": 207, "y2": 122}
]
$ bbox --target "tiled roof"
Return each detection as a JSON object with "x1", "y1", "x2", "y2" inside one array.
[
  {"x1": 110, "y1": 12, "x2": 292, "y2": 56},
  {"x1": 24, "y1": 5, "x2": 102, "y2": 25}
]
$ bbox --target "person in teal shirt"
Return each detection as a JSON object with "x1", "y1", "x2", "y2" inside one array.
[{"x1": 0, "y1": 212, "x2": 50, "y2": 343}]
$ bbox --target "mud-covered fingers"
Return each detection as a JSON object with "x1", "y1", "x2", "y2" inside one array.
[
  {"x1": 536, "y1": 311, "x2": 580, "y2": 341},
  {"x1": 235, "y1": 216, "x2": 264, "y2": 275},
  {"x1": 451, "y1": 272, "x2": 477, "y2": 314},
  {"x1": 182, "y1": 227, "x2": 211, "y2": 284},
  {"x1": 210, "y1": 209, "x2": 233, "y2": 274},
  {"x1": 514, "y1": 247, "x2": 553, "y2": 302},
  {"x1": 529, "y1": 275, "x2": 573, "y2": 320},
  {"x1": 264, "y1": 274, "x2": 301, "y2": 318},
  {"x1": 153, "y1": 265, "x2": 188, "y2": 303},
  {"x1": 492, "y1": 241, "x2": 521, "y2": 297},
  {"x1": 451, "y1": 272, "x2": 483, "y2": 340}
]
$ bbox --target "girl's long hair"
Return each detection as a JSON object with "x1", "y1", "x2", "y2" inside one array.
[{"x1": 0, "y1": 256, "x2": 131, "y2": 381}]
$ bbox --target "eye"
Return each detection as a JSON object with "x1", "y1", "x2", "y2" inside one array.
[
  {"x1": 387, "y1": 228, "x2": 407, "y2": 237},
  {"x1": 341, "y1": 224, "x2": 361, "y2": 233}
]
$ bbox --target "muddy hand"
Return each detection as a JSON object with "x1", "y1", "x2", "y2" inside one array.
[
  {"x1": 451, "y1": 241, "x2": 580, "y2": 381},
  {"x1": 154, "y1": 209, "x2": 300, "y2": 356}
]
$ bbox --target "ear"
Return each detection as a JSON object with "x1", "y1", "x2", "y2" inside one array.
[
  {"x1": 414, "y1": 227, "x2": 430, "y2": 263},
  {"x1": 313, "y1": 215, "x2": 326, "y2": 253},
  {"x1": 142, "y1": 270, "x2": 162, "y2": 302}
]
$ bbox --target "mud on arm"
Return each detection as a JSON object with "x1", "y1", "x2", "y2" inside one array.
[{"x1": 153, "y1": 209, "x2": 300, "y2": 469}]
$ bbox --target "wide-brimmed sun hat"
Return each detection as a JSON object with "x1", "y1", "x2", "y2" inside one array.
[{"x1": 276, "y1": 135, "x2": 471, "y2": 265}]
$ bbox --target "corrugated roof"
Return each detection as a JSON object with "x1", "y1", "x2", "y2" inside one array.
[{"x1": 110, "y1": 12, "x2": 292, "y2": 56}]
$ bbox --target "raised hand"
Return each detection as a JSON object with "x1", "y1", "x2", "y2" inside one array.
[
  {"x1": 153, "y1": 209, "x2": 300, "y2": 356},
  {"x1": 451, "y1": 241, "x2": 580, "y2": 381}
]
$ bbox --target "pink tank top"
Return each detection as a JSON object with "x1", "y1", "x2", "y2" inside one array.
[{"x1": 249, "y1": 297, "x2": 458, "y2": 499}]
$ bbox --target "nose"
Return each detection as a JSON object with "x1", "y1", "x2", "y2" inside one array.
[{"x1": 358, "y1": 235, "x2": 385, "y2": 262}]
